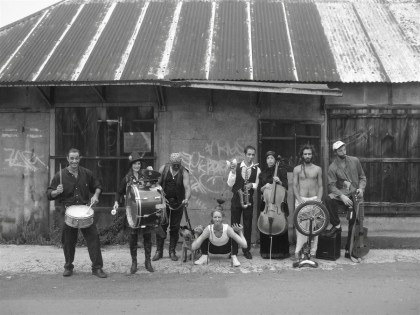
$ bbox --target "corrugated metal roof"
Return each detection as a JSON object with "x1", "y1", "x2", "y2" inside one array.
[{"x1": 0, "y1": 0, "x2": 419, "y2": 84}]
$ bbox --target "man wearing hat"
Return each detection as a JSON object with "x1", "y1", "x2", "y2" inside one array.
[
  {"x1": 324, "y1": 141, "x2": 367, "y2": 258},
  {"x1": 153, "y1": 153, "x2": 191, "y2": 261}
]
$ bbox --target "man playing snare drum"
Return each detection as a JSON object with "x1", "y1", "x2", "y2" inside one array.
[{"x1": 47, "y1": 148, "x2": 107, "y2": 278}]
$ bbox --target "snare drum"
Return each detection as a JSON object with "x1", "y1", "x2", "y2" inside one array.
[
  {"x1": 126, "y1": 184, "x2": 165, "y2": 229},
  {"x1": 65, "y1": 205, "x2": 94, "y2": 229}
]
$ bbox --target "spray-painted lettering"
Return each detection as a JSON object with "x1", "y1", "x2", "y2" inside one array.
[{"x1": 4, "y1": 149, "x2": 47, "y2": 172}]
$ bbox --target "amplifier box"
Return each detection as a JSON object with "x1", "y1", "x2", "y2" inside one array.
[{"x1": 316, "y1": 232, "x2": 341, "y2": 261}]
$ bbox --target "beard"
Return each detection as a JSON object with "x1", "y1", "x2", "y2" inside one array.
[{"x1": 303, "y1": 157, "x2": 312, "y2": 164}]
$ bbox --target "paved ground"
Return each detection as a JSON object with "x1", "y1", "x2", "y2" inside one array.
[{"x1": 1, "y1": 244, "x2": 420, "y2": 275}]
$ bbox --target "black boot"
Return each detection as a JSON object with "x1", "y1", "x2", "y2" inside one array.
[
  {"x1": 144, "y1": 233, "x2": 154, "y2": 272},
  {"x1": 152, "y1": 235, "x2": 164, "y2": 261},
  {"x1": 129, "y1": 233, "x2": 138, "y2": 274},
  {"x1": 169, "y1": 230, "x2": 179, "y2": 261}
]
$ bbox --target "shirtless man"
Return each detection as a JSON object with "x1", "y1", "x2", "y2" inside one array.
[{"x1": 292, "y1": 144, "x2": 323, "y2": 264}]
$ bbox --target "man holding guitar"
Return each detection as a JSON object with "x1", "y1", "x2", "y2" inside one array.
[{"x1": 324, "y1": 141, "x2": 367, "y2": 260}]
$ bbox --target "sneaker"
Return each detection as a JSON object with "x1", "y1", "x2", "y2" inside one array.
[
  {"x1": 231, "y1": 255, "x2": 240, "y2": 267},
  {"x1": 194, "y1": 254, "x2": 209, "y2": 265}
]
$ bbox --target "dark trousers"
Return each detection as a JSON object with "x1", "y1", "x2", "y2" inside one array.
[
  {"x1": 325, "y1": 196, "x2": 356, "y2": 249},
  {"x1": 230, "y1": 193, "x2": 253, "y2": 255},
  {"x1": 130, "y1": 227, "x2": 152, "y2": 260},
  {"x1": 200, "y1": 238, "x2": 232, "y2": 255},
  {"x1": 156, "y1": 203, "x2": 184, "y2": 252},
  {"x1": 62, "y1": 223, "x2": 103, "y2": 271},
  {"x1": 161, "y1": 205, "x2": 184, "y2": 235}
]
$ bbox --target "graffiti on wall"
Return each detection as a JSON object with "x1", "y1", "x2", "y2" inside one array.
[
  {"x1": 3, "y1": 149, "x2": 48, "y2": 172},
  {"x1": 179, "y1": 139, "x2": 252, "y2": 209}
]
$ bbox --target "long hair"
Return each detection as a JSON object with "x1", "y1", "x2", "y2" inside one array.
[{"x1": 298, "y1": 144, "x2": 316, "y2": 178}]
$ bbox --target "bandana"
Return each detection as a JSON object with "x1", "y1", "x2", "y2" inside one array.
[{"x1": 170, "y1": 153, "x2": 182, "y2": 163}]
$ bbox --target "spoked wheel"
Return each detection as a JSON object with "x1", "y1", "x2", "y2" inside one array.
[{"x1": 293, "y1": 201, "x2": 329, "y2": 237}]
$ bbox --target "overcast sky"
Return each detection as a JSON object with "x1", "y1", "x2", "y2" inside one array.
[{"x1": 0, "y1": 0, "x2": 60, "y2": 28}]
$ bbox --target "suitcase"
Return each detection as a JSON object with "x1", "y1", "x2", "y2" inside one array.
[{"x1": 316, "y1": 231, "x2": 341, "y2": 261}]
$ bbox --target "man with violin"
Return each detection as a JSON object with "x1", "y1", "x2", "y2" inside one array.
[
  {"x1": 47, "y1": 148, "x2": 107, "y2": 278},
  {"x1": 324, "y1": 141, "x2": 367, "y2": 259},
  {"x1": 227, "y1": 145, "x2": 261, "y2": 266},
  {"x1": 293, "y1": 144, "x2": 323, "y2": 264},
  {"x1": 153, "y1": 152, "x2": 191, "y2": 262}
]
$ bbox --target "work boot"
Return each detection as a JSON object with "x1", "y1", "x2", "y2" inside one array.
[
  {"x1": 144, "y1": 233, "x2": 154, "y2": 272},
  {"x1": 129, "y1": 233, "x2": 138, "y2": 274},
  {"x1": 169, "y1": 231, "x2": 179, "y2": 261},
  {"x1": 152, "y1": 235, "x2": 164, "y2": 261}
]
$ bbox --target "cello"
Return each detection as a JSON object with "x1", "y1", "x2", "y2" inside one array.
[{"x1": 257, "y1": 158, "x2": 288, "y2": 237}]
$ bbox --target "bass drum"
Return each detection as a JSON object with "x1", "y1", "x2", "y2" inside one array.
[{"x1": 125, "y1": 184, "x2": 165, "y2": 229}]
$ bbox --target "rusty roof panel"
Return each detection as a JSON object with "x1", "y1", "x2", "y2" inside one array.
[
  {"x1": 316, "y1": 2, "x2": 385, "y2": 82},
  {"x1": 121, "y1": 1, "x2": 176, "y2": 80},
  {"x1": 252, "y1": 2, "x2": 295, "y2": 81},
  {"x1": 165, "y1": 2, "x2": 212, "y2": 80},
  {"x1": 37, "y1": 3, "x2": 110, "y2": 81},
  {"x1": 0, "y1": 0, "x2": 419, "y2": 84},
  {"x1": 353, "y1": 1, "x2": 420, "y2": 82},
  {"x1": 388, "y1": 2, "x2": 420, "y2": 54},
  {"x1": 77, "y1": 2, "x2": 145, "y2": 81},
  {"x1": 210, "y1": 1, "x2": 250, "y2": 80},
  {"x1": 0, "y1": 18, "x2": 37, "y2": 69},
  {"x1": 286, "y1": 2, "x2": 340, "y2": 82},
  {"x1": 0, "y1": 4, "x2": 80, "y2": 81}
]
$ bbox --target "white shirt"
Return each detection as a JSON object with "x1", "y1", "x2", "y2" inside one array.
[{"x1": 227, "y1": 161, "x2": 260, "y2": 190}]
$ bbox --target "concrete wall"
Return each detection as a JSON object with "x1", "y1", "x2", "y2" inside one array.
[
  {"x1": 0, "y1": 88, "x2": 50, "y2": 240},
  {"x1": 1, "y1": 83, "x2": 419, "y2": 243}
]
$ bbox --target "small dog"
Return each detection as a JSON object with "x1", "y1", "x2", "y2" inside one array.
[{"x1": 179, "y1": 226, "x2": 195, "y2": 263}]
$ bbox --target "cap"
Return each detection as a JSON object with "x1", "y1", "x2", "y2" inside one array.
[
  {"x1": 332, "y1": 141, "x2": 345, "y2": 151},
  {"x1": 170, "y1": 152, "x2": 182, "y2": 163},
  {"x1": 128, "y1": 152, "x2": 142, "y2": 166}
]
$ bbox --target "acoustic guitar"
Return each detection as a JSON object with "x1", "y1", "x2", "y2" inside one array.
[{"x1": 348, "y1": 192, "x2": 370, "y2": 262}]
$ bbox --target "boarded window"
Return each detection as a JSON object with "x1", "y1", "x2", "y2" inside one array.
[{"x1": 328, "y1": 108, "x2": 420, "y2": 215}]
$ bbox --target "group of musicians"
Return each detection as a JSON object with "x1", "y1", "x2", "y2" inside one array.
[{"x1": 47, "y1": 140, "x2": 366, "y2": 277}]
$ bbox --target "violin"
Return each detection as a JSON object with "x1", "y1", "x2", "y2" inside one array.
[{"x1": 257, "y1": 158, "x2": 288, "y2": 236}]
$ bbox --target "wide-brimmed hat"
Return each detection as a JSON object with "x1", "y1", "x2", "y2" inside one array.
[
  {"x1": 332, "y1": 141, "x2": 345, "y2": 151},
  {"x1": 128, "y1": 152, "x2": 142, "y2": 166}
]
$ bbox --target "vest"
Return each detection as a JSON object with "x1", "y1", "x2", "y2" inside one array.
[
  {"x1": 160, "y1": 163, "x2": 187, "y2": 202},
  {"x1": 231, "y1": 163, "x2": 258, "y2": 195},
  {"x1": 209, "y1": 224, "x2": 229, "y2": 246}
]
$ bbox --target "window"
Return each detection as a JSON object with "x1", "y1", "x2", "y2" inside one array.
[{"x1": 53, "y1": 106, "x2": 155, "y2": 207}]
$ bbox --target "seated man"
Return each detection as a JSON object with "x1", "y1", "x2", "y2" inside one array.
[
  {"x1": 324, "y1": 141, "x2": 366, "y2": 259},
  {"x1": 192, "y1": 209, "x2": 247, "y2": 267}
]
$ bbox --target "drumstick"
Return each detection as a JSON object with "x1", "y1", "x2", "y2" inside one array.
[{"x1": 59, "y1": 163, "x2": 62, "y2": 186}]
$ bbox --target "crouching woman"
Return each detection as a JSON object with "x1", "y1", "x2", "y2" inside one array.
[{"x1": 192, "y1": 209, "x2": 247, "y2": 267}]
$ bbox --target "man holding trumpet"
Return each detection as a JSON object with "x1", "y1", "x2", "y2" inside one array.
[{"x1": 47, "y1": 148, "x2": 107, "y2": 278}]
